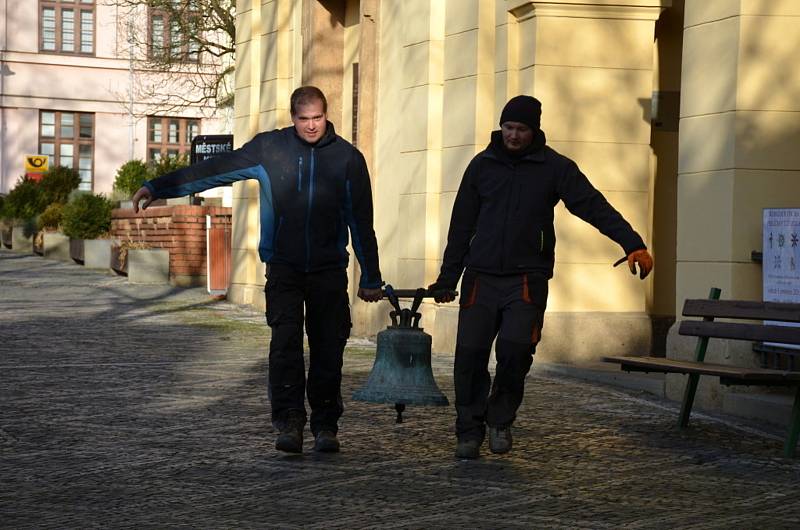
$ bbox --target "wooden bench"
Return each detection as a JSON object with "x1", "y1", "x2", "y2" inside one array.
[{"x1": 604, "y1": 287, "x2": 800, "y2": 457}]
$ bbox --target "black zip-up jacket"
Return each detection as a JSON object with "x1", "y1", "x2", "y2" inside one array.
[
  {"x1": 144, "y1": 123, "x2": 382, "y2": 288},
  {"x1": 437, "y1": 129, "x2": 646, "y2": 287}
]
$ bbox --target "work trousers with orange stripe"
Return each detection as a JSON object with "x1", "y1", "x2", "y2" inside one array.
[{"x1": 454, "y1": 269, "x2": 549, "y2": 442}]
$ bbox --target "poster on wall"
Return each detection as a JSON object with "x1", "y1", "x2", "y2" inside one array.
[{"x1": 763, "y1": 208, "x2": 800, "y2": 349}]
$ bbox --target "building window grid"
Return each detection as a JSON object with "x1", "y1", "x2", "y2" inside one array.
[
  {"x1": 39, "y1": 0, "x2": 95, "y2": 55},
  {"x1": 80, "y1": 11, "x2": 93, "y2": 53},
  {"x1": 42, "y1": 8, "x2": 56, "y2": 50},
  {"x1": 39, "y1": 110, "x2": 95, "y2": 191},
  {"x1": 62, "y1": 9, "x2": 74, "y2": 52},
  {"x1": 147, "y1": 117, "x2": 200, "y2": 162},
  {"x1": 148, "y1": 2, "x2": 200, "y2": 63}
]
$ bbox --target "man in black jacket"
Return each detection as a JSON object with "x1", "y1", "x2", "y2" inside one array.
[
  {"x1": 429, "y1": 95, "x2": 653, "y2": 459},
  {"x1": 132, "y1": 86, "x2": 383, "y2": 454}
]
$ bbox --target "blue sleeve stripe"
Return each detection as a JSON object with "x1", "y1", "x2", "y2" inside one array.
[
  {"x1": 343, "y1": 179, "x2": 369, "y2": 284},
  {"x1": 255, "y1": 166, "x2": 277, "y2": 263},
  {"x1": 153, "y1": 165, "x2": 267, "y2": 198}
]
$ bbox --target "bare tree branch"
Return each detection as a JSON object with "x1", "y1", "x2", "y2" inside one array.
[{"x1": 107, "y1": 0, "x2": 235, "y2": 113}]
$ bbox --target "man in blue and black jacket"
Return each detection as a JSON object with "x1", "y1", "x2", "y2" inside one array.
[
  {"x1": 132, "y1": 86, "x2": 383, "y2": 454},
  {"x1": 429, "y1": 95, "x2": 654, "y2": 459}
]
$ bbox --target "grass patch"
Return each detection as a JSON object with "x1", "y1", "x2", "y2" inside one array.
[
  {"x1": 345, "y1": 347, "x2": 376, "y2": 358},
  {"x1": 148, "y1": 300, "x2": 266, "y2": 337}
]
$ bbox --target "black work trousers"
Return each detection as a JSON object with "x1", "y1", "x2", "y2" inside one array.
[
  {"x1": 454, "y1": 270, "x2": 548, "y2": 442},
  {"x1": 265, "y1": 264, "x2": 351, "y2": 435}
]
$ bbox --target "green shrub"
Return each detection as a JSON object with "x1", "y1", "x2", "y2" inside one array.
[
  {"x1": 40, "y1": 166, "x2": 81, "y2": 205},
  {"x1": 113, "y1": 160, "x2": 150, "y2": 197},
  {"x1": 38, "y1": 202, "x2": 65, "y2": 231},
  {"x1": 3, "y1": 176, "x2": 46, "y2": 223},
  {"x1": 61, "y1": 193, "x2": 113, "y2": 240},
  {"x1": 148, "y1": 153, "x2": 189, "y2": 179}
]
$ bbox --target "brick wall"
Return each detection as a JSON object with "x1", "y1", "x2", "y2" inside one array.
[{"x1": 110, "y1": 205, "x2": 232, "y2": 286}]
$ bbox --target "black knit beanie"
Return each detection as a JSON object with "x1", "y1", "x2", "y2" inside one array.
[{"x1": 499, "y1": 95, "x2": 542, "y2": 130}]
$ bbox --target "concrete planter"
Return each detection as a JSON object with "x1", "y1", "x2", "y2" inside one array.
[
  {"x1": 128, "y1": 248, "x2": 169, "y2": 284},
  {"x1": 84, "y1": 239, "x2": 114, "y2": 269},
  {"x1": 69, "y1": 238, "x2": 84, "y2": 263},
  {"x1": 11, "y1": 226, "x2": 33, "y2": 253},
  {"x1": 42, "y1": 232, "x2": 70, "y2": 261}
]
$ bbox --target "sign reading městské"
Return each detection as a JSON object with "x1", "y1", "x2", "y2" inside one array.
[{"x1": 190, "y1": 134, "x2": 233, "y2": 165}]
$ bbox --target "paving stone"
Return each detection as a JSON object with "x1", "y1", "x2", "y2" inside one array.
[{"x1": 2, "y1": 250, "x2": 800, "y2": 528}]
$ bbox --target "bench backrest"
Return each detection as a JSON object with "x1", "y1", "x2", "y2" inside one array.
[
  {"x1": 682, "y1": 299, "x2": 800, "y2": 323},
  {"x1": 678, "y1": 299, "x2": 800, "y2": 346}
]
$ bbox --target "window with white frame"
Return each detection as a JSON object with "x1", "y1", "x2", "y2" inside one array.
[{"x1": 40, "y1": 111, "x2": 95, "y2": 191}]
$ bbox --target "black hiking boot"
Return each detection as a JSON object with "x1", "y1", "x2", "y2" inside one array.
[
  {"x1": 275, "y1": 411, "x2": 304, "y2": 454},
  {"x1": 455, "y1": 439, "x2": 481, "y2": 459},
  {"x1": 488, "y1": 426, "x2": 512, "y2": 454},
  {"x1": 313, "y1": 430, "x2": 340, "y2": 453}
]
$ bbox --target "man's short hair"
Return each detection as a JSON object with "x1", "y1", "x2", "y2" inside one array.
[{"x1": 290, "y1": 86, "x2": 328, "y2": 115}]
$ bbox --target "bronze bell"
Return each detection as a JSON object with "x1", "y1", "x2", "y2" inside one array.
[{"x1": 352, "y1": 286, "x2": 450, "y2": 423}]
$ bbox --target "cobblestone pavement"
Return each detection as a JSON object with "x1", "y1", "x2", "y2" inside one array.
[{"x1": 2, "y1": 249, "x2": 800, "y2": 529}]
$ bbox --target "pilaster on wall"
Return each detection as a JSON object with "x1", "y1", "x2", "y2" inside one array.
[
  {"x1": 301, "y1": 0, "x2": 345, "y2": 127},
  {"x1": 676, "y1": 1, "x2": 800, "y2": 313},
  {"x1": 261, "y1": 0, "x2": 297, "y2": 132},
  {"x1": 424, "y1": 0, "x2": 497, "y2": 351},
  {"x1": 505, "y1": 1, "x2": 667, "y2": 315},
  {"x1": 440, "y1": 0, "x2": 496, "y2": 254},
  {"x1": 495, "y1": 1, "x2": 520, "y2": 109},
  {"x1": 356, "y1": 0, "x2": 380, "y2": 175},
  {"x1": 230, "y1": 0, "x2": 300, "y2": 309},
  {"x1": 394, "y1": 0, "x2": 446, "y2": 291},
  {"x1": 670, "y1": 2, "x2": 800, "y2": 415}
]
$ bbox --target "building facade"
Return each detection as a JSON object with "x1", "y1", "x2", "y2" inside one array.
[
  {"x1": 0, "y1": 0, "x2": 228, "y2": 195},
  {"x1": 229, "y1": 0, "x2": 800, "y2": 376}
]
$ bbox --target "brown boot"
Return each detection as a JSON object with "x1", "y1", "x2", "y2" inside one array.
[
  {"x1": 275, "y1": 411, "x2": 304, "y2": 453},
  {"x1": 455, "y1": 439, "x2": 481, "y2": 459},
  {"x1": 488, "y1": 426, "x2": 512, "y2": 454},
  {"x1": 313, "y1": 430, "x2": 340, "y2": 453}
]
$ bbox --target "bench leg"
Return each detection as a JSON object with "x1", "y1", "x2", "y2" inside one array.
[
  {"x1": 677, "y1": 287, "x2": 720, "y2": 429},
  {"x1": 679, "y1": 374, "x2": 701, "y2": 428},
  {"x1": 784, "y1": 386, "x2": 800, "y2": 458}
]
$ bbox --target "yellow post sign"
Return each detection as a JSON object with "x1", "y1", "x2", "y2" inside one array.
[{"x1": 25, "y1": 155, "x2": 49, "y2": 173}]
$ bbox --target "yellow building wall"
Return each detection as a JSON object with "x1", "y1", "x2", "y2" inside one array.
[
  {"x1": 370, "y1": 0, "x2": 670, "y2": 361},
  {"x1": 229, "y1": 0, "x2": 300, "y2": 310},
  {"x1": 675, "y1": 1, "x2": 800, "y2": 309},
  {"x1": 667, "y1": 0, "x2": 800, "y2": 411},
  {"x1": 231, "y1": 0, "x2": 677, "y2": 363}
]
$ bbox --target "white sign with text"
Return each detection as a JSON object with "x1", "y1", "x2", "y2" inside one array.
[{"x1": 763, "y1": 208, "x2": 800, "y2": 349}]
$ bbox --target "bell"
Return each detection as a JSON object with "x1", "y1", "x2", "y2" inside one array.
[{"x1": 352, "y1": 286, "x2": 450, "y2": 422}]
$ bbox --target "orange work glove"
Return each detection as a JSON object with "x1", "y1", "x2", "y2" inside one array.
[{"x1": 627, "y1": 249, "x2": 653, "y2": 279}]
